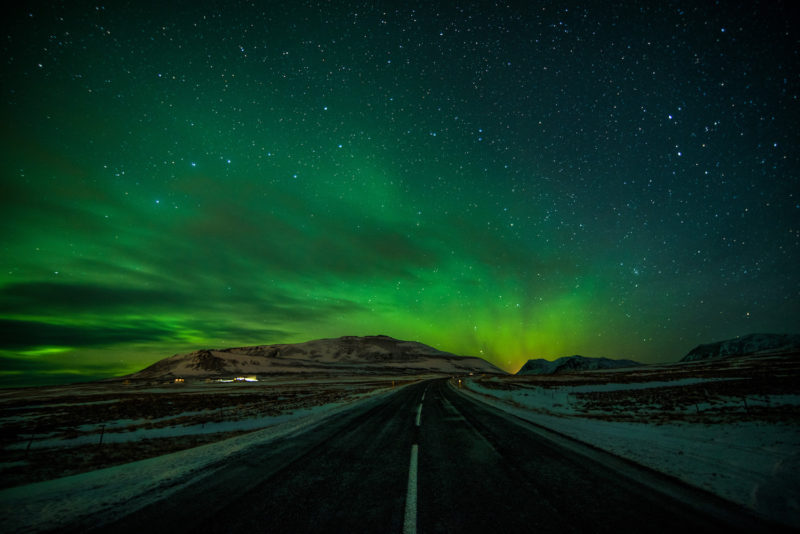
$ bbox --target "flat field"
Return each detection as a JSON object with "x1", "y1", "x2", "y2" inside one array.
[
  {"x1": 0, "y1": 375, "x2": 410, "y2": 489},
  {"x1": 469, "y1": 352, "x2": 800, "y2": 423}
]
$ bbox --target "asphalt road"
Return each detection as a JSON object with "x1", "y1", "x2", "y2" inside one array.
[{"x1": 90, "y1": 378, "x2": 781, "y2": 533}]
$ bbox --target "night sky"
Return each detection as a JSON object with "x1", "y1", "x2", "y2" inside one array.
[{"x1": 2, "y1": 1, "x2": 798, "y2": 386}]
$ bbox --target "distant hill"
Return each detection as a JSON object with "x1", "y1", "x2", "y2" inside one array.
[
  {"x1": 517, "y1": 355, "x2": 642, "y2": 375},
  {"x1": 127, "y1": 335, "x2": 505, "y2": 379},
  {"x1": 681, "y1": 333, "x2": 800, "y2": 362}
]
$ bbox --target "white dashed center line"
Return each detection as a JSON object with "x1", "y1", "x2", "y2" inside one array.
[
  {"x1": 415, "y1": 403, "x2": 422, "y2": 426},
  {"x1": 403, "y1": 444, "x2": 419, "y2": 534}
]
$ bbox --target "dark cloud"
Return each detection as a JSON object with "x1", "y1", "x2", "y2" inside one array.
[
  {"x1": 0, "y1": 351, "x2": 138, "y2": 388},
  {"x1": 0, "y1": 319, "x2": 176, "y2": 350},
  {"x1": 0, "y1": 355, "x2": 123, "y2": 374},
  {"x1": 306, "y1": 226, "x2": 435, "y2": 280},
  {"x1": 175, "y1": 321, "x2": 296, "y2": 346},
  {"x1": 0, "y1": 359, "x2": 129, "y2": 388},
  {"x1": 0, "y1": 279, "x2": 366, "y2": 348},
  {"x1": 0, "y1": 282, "x2": 191, "y2": 315},
  {"x1": 249, "y1": 298, "x2": 368, "y2": 322},
  {"x1": 174, "y1": 186, "x2": 439, "y2": 282}
]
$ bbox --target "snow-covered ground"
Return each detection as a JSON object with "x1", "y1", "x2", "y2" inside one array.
[
  {"x1": 0, "y1": 375, "x2": 417, "y2": 489},
  {"x1": 459, "y1": 377, "x2": 800, "y2": 528},
  {"x1": 0, "y1": 384, "x2": 404, "y2": 533},
  {"x1": 5, "y1": 407, "x2": 332, "y2": 450}
]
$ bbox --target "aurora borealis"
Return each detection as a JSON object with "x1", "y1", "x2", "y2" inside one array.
[{"x1": 1, "y1": 1, "x2": 798, "y2": 386}]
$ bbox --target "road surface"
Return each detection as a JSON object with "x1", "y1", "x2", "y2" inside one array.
[{"x1": 88, "y1": 378, "x2": 780, "y2": 533}]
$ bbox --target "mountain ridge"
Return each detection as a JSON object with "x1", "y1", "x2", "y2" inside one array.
[
  {"x1": 681, "y1": 333, "x2": 800, "y2": 362},
  {"x1": 516, "y1": 355, "x2": 643, "y2": 375},
  {"x1": 128, "y1": 335, "x2": 505, "y2": 379}
]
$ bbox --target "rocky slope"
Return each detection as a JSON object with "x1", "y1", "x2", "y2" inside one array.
[
  {"x1": 517, "y1": 355, "x2": 642, "y2": 375},
  {"x1": 681, "y1": 333, "x2": 800, "y2": 362},
  {"x1": 128, "y1": 335, "x2": 505, "y2": 379}
]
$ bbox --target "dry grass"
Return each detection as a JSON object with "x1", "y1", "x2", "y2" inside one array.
[
  {"x1": 472, "y1": 352, "x2": 800, "y2": 425},
  {"x1": 0, "y1": 375, "x2": 413, "y2": 489}
]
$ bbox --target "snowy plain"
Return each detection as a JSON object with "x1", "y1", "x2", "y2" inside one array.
[{"x1": 460, "y1": 376, "x2": 800, "y2": 528}]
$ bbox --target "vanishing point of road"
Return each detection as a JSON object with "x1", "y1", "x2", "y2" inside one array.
[{"x1": 89, "y1": 378, "x2": 781, "y2": 533}]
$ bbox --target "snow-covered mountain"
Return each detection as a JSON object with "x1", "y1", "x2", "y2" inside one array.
[
  {"x1": 681, "y1": 333, "x2": 800, "y2": 362},
  {"x1": 128, "y1": 335, "x2": 505, "y2": 379},
  {"x1": 517, "y1": 355, "x2": 642, "y2": 375}
]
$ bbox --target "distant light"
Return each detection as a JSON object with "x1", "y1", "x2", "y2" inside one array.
[{"x1": 191, "y1": 162, "x2": 197, "y2": 167}]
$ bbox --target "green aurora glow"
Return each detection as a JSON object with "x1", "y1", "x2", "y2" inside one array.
[{"x1": 1, "y1": 2, "x2": 798, "y2": 386}]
